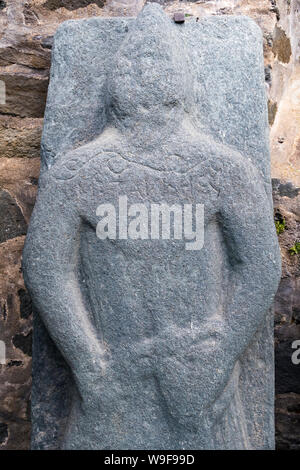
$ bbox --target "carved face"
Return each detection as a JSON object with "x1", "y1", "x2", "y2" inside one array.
[{"x1": 108, "y1": 8, "x2": 191, "y2": 124}]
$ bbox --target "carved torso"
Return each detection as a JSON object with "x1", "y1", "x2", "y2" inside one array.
[{"x1": 42, "y1": 128, "x2": 249, "y2": 449}]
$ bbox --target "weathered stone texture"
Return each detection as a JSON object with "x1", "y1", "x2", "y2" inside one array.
[
  {"x1": 273, "y1": 178, "x2": 300, "y2": 449},
  {"x1": 276, "y1": 393, "x2": 300, "y2": 450},
  {"x1": 272, "y1": 24, "x2": 292, "y2": 63},
  {"x1": 0, "y1": 158, "x2": 39, "y2": 449},
  {"x1": 0, "y1": 0, "x2": 299, "y2": 450},
  {"x1": 0, "y1": 236, "x2": 32, "y2": 449},
  {"x1": 0, "y1": 117, "x2": 42, "y2": 159},
  {"x1": 0, "y1": 65, "x2": 49, "y2": 118}
]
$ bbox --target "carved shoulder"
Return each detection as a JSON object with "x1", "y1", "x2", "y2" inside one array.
[
  {"x1": 49, "y1": 146, "x2": 102, "y2": 181},
  {"x1": 219, "y1": 149, "x2": 266, "y2": 197}
]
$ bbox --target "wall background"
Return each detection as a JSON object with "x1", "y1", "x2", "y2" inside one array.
[{"x1": 0, "y1": 0, "x2": 299, "y2": 450}]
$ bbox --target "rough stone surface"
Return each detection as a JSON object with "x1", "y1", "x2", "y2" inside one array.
[
  {"x1": 0, "y1": 158, "x2": 40, "y2": 222},
  {"x1": 0, "y1": 189, "x2": 27, "y2": 243},
  {"x1": 269, "y1": 1, "x2": 300, "y2": 187},
  {"x1": 272, "y1": 25, "x2": 292, "y2": 63},
  {"x1": 0, "y1": 0, "x2": 299, "y2": 451},
  {"x1": 0, "y1": 237, "x2": 32, "y2": 450},
  {"x1": 272, "y1": 179, "x2": 300, "y2": 449},
  {"x1": 43, "y1": 0, "x2": 106, "y2": 10},
  {"x1": 0, "y1": 157, "x2": 39, "y2": 449},
  {"x1": 0, "y1": 65, "x2": 49, "y2": 118},
  {"x1": 275, "y1": 393, "x2": 300, "y2": 450},
  {"x1": 23, "y1": 4, "x2": 281, "y2": 449},
  {"x1": 0, "y1": 117, "x2": 43, "y2": 159}
]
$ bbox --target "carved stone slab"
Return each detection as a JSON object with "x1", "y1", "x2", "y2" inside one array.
[{"x1": 24, "y1": 4, "x2": 281, "y2": 449}]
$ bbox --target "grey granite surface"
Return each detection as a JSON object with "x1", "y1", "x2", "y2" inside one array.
[{"x1": 23, "y1": 3, "x2": 281, "y2": 449}]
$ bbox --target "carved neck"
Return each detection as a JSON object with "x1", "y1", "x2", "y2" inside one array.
[{"x1": 111, "y1": 106, "x2": 189, "y2": 151}]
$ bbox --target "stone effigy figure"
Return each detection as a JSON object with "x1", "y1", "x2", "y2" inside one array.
[{"x1": 23, "y1": 4, "x2": 281, "y2": 449}]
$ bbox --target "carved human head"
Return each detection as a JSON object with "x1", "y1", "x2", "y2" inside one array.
[{"x1": 108, "y1": 3, "x2": 193, "y2": 128}]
